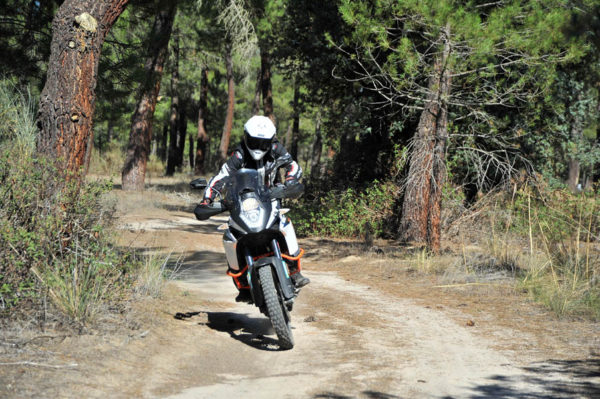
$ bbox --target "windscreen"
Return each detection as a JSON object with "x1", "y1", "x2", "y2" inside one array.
[
  {"x1": 225, "y1": 169, "x2": 269, "y2": 203},
  {"x1": 225, "y1": 168, "x2": 273, "y2": 233}
]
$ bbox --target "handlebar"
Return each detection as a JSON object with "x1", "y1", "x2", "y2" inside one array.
[{"x1": 191, "y1": 180, "x2": 304, "y2": 221}]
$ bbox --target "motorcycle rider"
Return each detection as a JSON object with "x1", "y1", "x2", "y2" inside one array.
[{"x1": 199, "y1": 115, "x2": 310, "y2": 301}]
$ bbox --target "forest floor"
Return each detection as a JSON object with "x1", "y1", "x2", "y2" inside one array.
[{"x1": 1, "y1": 177, "x2": 599, "y2": 398}]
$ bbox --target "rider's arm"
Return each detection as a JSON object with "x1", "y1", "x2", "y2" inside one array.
[
  {"x1": 271, "y1": 141, "x2": 303, "y2": 184},
  {"x1": 203, "y1": 150, "x2": 243, "y2": 201}
]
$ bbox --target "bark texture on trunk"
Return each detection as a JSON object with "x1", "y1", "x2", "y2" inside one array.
[
  {"x1": 252, "y1": 67, "x2": 261, "y2": 115},
  {"x1": 165, "y1": 34, "x2": 180, "y2": 176},
  {"x1": 219, "y1": 46, "x2": 234, "y2": 161},
  {"x1": 159, "y1": 123, "x2": 168, "y2": 161},
  {"x1": 176, "y1": 105, "x2": 187, "y2": 168},
  {"x1": 291, "y1": 79, "x2": 300, "y2": 160},
  {"x1": 194, "y1": 67, "x2": 209, "y2": 175},
  {"x1": 37, "y1": 0, "x2": 129, "y2": 176},
  {"x1": 122, "y1": 0, "x2": 176, "y2": 190},
  {"x1": 188, "y1": 127, "x2": 194, "y2": 169},
  {"x1": 310, "y1": 111, "x2": 322, "y2": 181},
  {"x1": 260, "y1": 49, "x2": 274, "y2": 122},
  {"x1": 399, "y1": 26, "x2": 452, "y2": 253}
]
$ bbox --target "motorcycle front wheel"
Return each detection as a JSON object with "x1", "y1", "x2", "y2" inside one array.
[{"x1": 258, "y1": 266, "x2": 294, "y2": 349}]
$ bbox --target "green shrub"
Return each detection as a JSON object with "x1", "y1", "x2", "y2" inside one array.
[
  {"x1": 0, "y1": 153, "x2": 135, "y2": 322},
  {"x1": 291, "y1": 180, "x2": 397, "y2": 239},
  {"x1": 0, "y1": 80, "x2": 136, "y2": 323}
]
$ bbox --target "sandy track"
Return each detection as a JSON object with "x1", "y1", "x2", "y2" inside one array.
[{"x1": 121, "y1": 205, "x2": 598, "y2": 398}]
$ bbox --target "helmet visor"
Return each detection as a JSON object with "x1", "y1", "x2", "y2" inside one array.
[{"x1": 245, "y1": 135, "x2": 272, "y2": 152}]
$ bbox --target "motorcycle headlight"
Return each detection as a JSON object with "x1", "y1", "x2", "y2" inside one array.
[{"x1": 241, "y1": 197, "x2": 260, "y2": 212}]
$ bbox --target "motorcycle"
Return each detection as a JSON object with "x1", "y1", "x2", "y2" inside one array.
[{"x1": 190, "y1": 168, "x2": 305, "y2": 349}]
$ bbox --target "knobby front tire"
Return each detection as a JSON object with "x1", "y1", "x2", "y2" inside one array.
[{"x1": 258, "y1": 266, "x2": 294, "y2": 349}]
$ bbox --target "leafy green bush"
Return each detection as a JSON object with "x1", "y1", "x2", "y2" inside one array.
[
  {"x1": 0, "y1": 80, "x2": 135, "y2": 323},
  {"x1": 0, "y1": 153, "x2": 135, "y2": 322},
  {"x1": 291, "y1": 180, "x2": 397, "y2": 239}
]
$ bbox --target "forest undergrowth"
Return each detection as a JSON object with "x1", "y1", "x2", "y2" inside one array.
[
  {"x1": 0, "y1": 80, "x2": 169, "y2": 333},
  {"x1": 294, "y1": 180, "x2": 600, "y2": 320}
]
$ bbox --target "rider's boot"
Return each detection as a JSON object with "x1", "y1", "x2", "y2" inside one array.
[
  {"x1": 287, "y1": 258, "x2": 310, "y2": 288},
  {"x1": 291, "y1": 272, "x2": 310, "y2": 288},
  {"x1": 235, "y1": 289, "x2": 252, "y2": 303}
]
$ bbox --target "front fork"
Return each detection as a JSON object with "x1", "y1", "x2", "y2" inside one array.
[{"x1": 246, "y1": 239, "x2": 296, "y2": 309}]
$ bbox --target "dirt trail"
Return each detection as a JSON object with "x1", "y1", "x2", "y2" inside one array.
[
  {"x1": 113, "y1": 189, "x2": 598, "y2": 398},
  {"x1": 2, "y1": 187, "x2": 599, "y2": 398}
]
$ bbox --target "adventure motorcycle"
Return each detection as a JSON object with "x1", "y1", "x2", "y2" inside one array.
[{"x1": 190, "y1": 167, "x2": 305, "y2": 349}]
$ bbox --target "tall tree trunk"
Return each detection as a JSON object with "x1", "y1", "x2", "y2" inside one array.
[
  {"x1": 159, "y1": 123, "x2": 168, "y2": 162},
  {"x1": 37, "y1": 0, "x2": 129, "y2": 177},
  {"x1": 195, "y1": 67, "x2": 209, "y2": 175},
  {"x1": 175, "y1": 105, "x2": 187, "y2": 169},
  {"x1": 291, "y1": 79, "x2": 300, "y2": 160},
  {"x1": 310, "y1": 111, "x2": 322, "y2": 181},
  {"x1": 165, "y1": 34, "x2": 180, "y2": 176},
  {"x1": 285, "y1": 122, "x2": 292, "y2": 149},
  {"x1": 260, "y1": 49, "x2": 274, "y2": 122},
  {"x1": 122, "y1": 0, "x2": 176, "y2": 190},
  {"x1": 252, "y1": 67, "x2": 261, "y2": 115},
  {"x1": 188, "y1": 127, "x2": 194, "y2": 169},
  {"x1": 219, "y1": 45, "x2": 234, "y2": 161},
  {"x1": 399, "y1": 26, "x2": 452, "y2": 253},
  {"x1": 21, "y1": 0, "x2": 38, "y2": 54}
]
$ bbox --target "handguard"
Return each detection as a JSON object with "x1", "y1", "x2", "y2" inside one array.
[
  {"x1": 194, "y1": 202, "x2": 225, "y2": 221},
  {"x1": 270, "y1": 183, "x2": 304, "y2": 200}
]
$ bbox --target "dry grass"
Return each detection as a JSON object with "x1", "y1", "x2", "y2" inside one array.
[
  {"x1": 88, "y1": 144, "x2": 125, "y2": 178},
  {"x1": 88, "y1": 145, "x2": 197, "y2": 183},
  {"x1": 134, "y1": 250, "x2": 182, "y2": 298},
  {"x1": 441, "y1": 186, "x2": 600, "y2": 319}
]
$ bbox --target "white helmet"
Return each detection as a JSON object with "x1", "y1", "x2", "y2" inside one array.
[{"x1": 243, "y1": 115, "x2": 276, "y2": 161}]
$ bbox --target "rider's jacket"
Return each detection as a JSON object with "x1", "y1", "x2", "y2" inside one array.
[{"x1": 203, "y1": 139, "x2": 302, "y2": 201}]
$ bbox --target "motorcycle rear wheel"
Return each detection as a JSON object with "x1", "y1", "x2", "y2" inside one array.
[{"x1": 258, "y1": 266, "x2": 294, "y2": 349}]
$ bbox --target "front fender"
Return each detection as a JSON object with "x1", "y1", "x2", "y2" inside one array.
[{"x1": 250, "y1": 256, "x2": 295, "y2": 305}]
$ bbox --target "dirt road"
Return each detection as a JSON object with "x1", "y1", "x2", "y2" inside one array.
[
  {"x1": 114, "y1": 189, "x2": 599, "y2": 399},
  {"x1": 2, "y1": 187, "x2": 599, "y2": 398}
]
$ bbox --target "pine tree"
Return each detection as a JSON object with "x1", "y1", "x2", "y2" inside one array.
[
  {"x1": 37, "y1": 0, "x2": 129, "y2": 176},
  {"x1": 339, "y1": 0, "x2": 578, "y2": 251},
  {"x1": 122, "y1": 0, "x2": 177, "y2": 190}
]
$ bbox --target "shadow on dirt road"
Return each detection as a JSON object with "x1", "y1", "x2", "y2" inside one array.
[
  {"x1": 171, "y1": 309, "x2": 282, "y2": 350},
  {"x1": 205, "y1": 312, "x2": 282, "y2": 350},
  {"x1": 457, "y1": 357, "x2": 600, "y2": 399}
]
